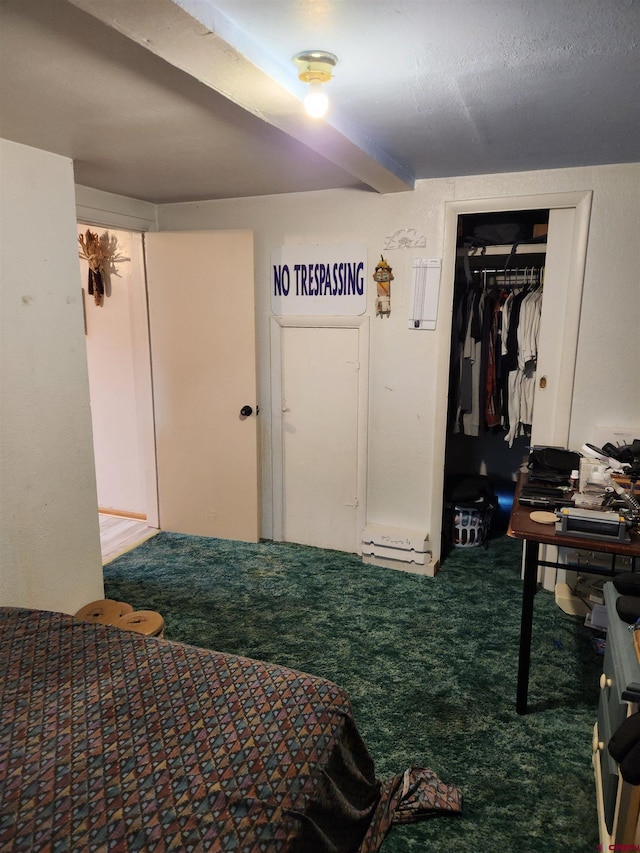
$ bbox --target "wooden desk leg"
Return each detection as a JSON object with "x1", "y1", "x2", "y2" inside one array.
[{"x1": 516, "y1": 539, "x2": 539, "y2": 715}]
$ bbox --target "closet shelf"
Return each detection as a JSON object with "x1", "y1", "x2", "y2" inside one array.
[{"x1": 458, "y1": 243, "x2": 547, "y2": 257}]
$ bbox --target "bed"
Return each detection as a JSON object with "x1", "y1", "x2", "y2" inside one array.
[{"x1": 0, "y1": 606, "x2": 462, "y2": 851}]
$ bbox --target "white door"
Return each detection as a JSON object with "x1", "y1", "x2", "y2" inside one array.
[
  {"x1": 529, "y1": 206, "x2": 589, "y2": 447},
  {"x1": 277, "y1": 323, "x2": 366, "y2": 553},
  {"x1": 145, "y1": 230, "x2": 259, "y2": 542}
]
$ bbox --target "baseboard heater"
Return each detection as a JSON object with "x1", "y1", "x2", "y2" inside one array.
[{"x1": 362, "y1": 524, "x2": 434, "y2": 576}]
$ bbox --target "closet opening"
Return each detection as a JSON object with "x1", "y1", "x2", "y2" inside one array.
[{"x1": 442, "y1": 209, "x2": 549, "y2": 559}]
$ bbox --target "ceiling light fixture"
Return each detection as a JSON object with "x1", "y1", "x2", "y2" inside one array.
[{"x1": 293, "y1": 50, "x2": 338, "y2": 119}]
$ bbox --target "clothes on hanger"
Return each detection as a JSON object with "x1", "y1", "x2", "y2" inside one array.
[{"x1": 449, "y1": 267, "x2": 543, "y2": 444}]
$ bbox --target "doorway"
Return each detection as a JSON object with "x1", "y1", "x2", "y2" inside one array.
[
  {"x1": 442, "y1": 209, "x2": 549, "y2": 551},
  {"x1": 429, "y1": 191, "x2": 593, "y2": 566},
  {"x1": 80, "y1": 224, "x2": 159, "y2": 529},
  {"x1": 82, "y1": 226, "x2": 260, "y2": 546}
]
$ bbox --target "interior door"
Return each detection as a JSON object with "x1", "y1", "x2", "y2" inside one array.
[
  {"x1": 280, "y1": 325, "x2": 362, "y2": 552},
  {"x1": 145, "y1": 230, "x2": 259, "y2": 542},
  {"x1": 430, "y1": 191, "x2": 592, "y2": 565},
  {"x1": 529, "y1": 206, "x2": 588, "y2": 447}
]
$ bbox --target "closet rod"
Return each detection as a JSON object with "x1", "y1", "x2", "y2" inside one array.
[
  {"x1": 471, "y1": 266, "x2": 544, "y2": 275},
  {"x1": 478, "y1": 268, "x2": 544, "y2": 288}
]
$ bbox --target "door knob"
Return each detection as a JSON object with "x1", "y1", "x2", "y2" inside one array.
[{"x1": 240, "y1": 405, "x2": 253, "y2": 417}]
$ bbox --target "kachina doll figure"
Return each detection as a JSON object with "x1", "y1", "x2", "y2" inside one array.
[{"x1": 373, "y1": 255, "x2": 393, "y2": 317}]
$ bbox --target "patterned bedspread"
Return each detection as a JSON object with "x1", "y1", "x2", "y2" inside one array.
[{"x1": 0, "y1": 607, "x2": 461, "y2": 852}]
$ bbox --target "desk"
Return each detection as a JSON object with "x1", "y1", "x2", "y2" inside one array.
[{"x1": 507, "y1": 474, "x2": 640, "y2": 714}]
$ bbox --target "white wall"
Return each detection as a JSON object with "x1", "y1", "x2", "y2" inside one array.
[
  {"x1": 157, "y1": 163, "x2": 640, "y2": 545},
  {"x1": 1, "y1": 140, "x2": 104, "y2": 612}
]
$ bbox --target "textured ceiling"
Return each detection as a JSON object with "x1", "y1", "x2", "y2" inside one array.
[{"x1": 1, "y1": 0, "x2": 638, "y2": 203}]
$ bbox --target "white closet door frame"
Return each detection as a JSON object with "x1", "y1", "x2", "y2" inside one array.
[
  {"x1": 430, "y1": 190, "x2": 592, "y2": 566},
  {"x1": 270, "y1": 315, "x2": 369, "y2": 550}
]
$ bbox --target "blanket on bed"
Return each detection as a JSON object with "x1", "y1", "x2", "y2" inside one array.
[{"x1": 0, "y1": 607, "x2": 461, "y2": 852}]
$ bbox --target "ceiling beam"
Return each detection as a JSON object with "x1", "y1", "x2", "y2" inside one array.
[{"x1": 66, "y1": 0, "x2": 414, "y2": 194}]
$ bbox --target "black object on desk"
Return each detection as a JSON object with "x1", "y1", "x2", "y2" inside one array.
[{"x1": 507, "y1": 474, "x2": 640, "y2": 715}]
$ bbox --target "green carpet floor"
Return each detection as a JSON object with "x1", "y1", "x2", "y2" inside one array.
[{"x1": 104, "y1": 533, "x2": 602, "y2": 853}]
